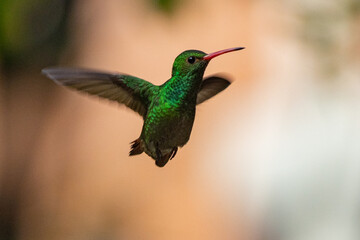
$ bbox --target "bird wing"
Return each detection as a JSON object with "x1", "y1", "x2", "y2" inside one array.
[
  {"x1": 42, "y1": 67, "x2": 158, "y2": 118},
  {"x1": 196, "y1": 76, "x2": 231, "y2": 105}
]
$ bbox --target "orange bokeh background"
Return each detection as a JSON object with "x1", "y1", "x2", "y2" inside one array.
[{"x1": 1, "y1": 0, "x2": 359, "y2": 239}]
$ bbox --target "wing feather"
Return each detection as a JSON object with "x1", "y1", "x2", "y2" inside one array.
[
  {"x1": 42, "y1": 67, "x2": 158, "y2": 118},
  {"x1": 196, "y1": 76, "x2": 231, "y2": 105}
]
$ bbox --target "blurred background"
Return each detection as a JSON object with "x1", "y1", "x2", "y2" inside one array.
[{"x1": 1, "y1": 0, "x2": 360, "y2": 239}]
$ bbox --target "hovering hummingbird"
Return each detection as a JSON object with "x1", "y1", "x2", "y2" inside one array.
[{"x1": 42, "y1": 47, "x2": 244, "y2": 167}]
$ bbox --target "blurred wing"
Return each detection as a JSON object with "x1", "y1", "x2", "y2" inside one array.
[
  {"x1": 42, "y1": 67, "x2": 157, "y2": 118},
  {"x1": 196, "y1": 76, "x2": 231, "y2": 105}
]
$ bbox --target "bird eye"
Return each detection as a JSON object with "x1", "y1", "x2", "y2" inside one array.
[{"x1": 187, "y1": 56, "x2": 196, "y2": 64}]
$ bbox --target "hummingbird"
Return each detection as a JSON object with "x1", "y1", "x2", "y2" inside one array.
[{"x1": 42, "y1": 47, "x2": 244, "y2": 167}]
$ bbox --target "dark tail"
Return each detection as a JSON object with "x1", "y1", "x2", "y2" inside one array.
[
  {"x1": 129, "y1": 138, "x2": 143, "y2": 156},
  {"x1": 155, "y1": 147, "x2": 177, "y2": 167}
]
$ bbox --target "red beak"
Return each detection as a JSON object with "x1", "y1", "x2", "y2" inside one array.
[{"x1": 203, "y1": 47, "x2": 245, "y2": 61}]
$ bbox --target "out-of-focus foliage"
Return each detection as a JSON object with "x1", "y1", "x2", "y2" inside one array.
[
  {"x1": 0, "y1": 0, "x2": 179, "y2": 75},
  {"x1": 0, "y1": 0, "x2": 72, "y2": 74},
  {"x1": 151, "y1": 0, "x2": 180, "y2": 14},
  {"x1": 290, "y1": 0, "x2": 360, "y2": 78}
]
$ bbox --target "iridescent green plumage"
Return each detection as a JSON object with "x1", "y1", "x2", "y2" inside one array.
[{"x1": 42, "y1": 47, "x2": 244, "y2": 167}]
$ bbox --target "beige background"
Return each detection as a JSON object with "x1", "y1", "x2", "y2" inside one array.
[{"x1": 2, "y1": 0, "x2": 360, "y2": 239}]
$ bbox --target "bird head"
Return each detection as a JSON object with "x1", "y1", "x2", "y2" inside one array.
[{"x1": 171, "y1": 47, "x2": 244, "y2": 78}]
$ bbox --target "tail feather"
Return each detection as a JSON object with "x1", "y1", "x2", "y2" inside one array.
[
  {"x1": 155, "y1": 147, "x2": 178, "y2": 167},
  {"x1": 155, "y1": 152, "x2": 172, "y2": 167},
  {"x1": 170, "y1": 147, "x2": 178, "y2": 160},
  {"x1": 129, "y1": 138, "x2": 143, "y2": 156}
]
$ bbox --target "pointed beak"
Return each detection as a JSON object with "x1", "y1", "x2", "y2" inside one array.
[{"x1": 203, "y1": 47, "x2": 245, "y2": 61}]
